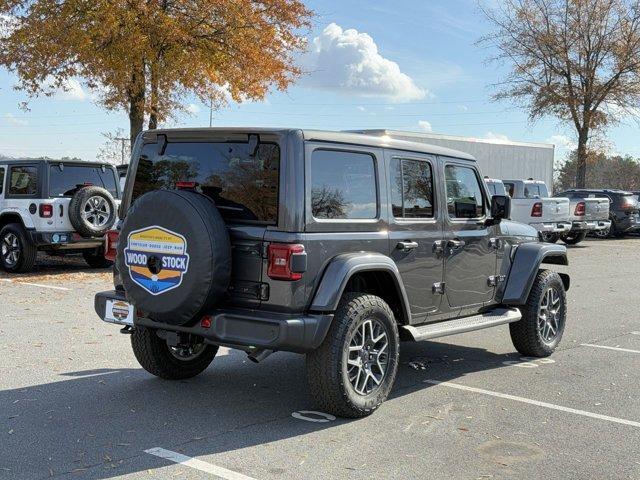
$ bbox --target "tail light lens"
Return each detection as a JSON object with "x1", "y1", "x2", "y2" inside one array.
[
  {"x1": 39, "y1": 204, "x2": 53, "y2": 218},
  {"x1": 574, "y1": 201, "x2": 585, "y2": 216},
  {"x1": 267, "y1": 243, "x2": 305, "y2": 281},
  {"x1": 104, "y1": 230, "x2": 120, "y2": 262},
  {"x1": 531, "y1": 202, "x2": 543, "y2": 217}
]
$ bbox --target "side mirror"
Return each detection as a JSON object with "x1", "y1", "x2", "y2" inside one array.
[{"x1": 490, "y1": 195, "x2": 511, "y2": 224}]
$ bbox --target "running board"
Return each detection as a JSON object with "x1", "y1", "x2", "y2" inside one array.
[{"x1": 402, "y1": 307, "x2": 522, "y2": 342}]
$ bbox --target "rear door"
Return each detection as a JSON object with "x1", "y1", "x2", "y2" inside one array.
[
  {"x1": 130, "y1": 139, "x2": 281, "y2": 308},
  {"x1": 385, "y1": 151, "x2": 444, "y2": 320},
  {"x1": 442, "y1": 160, "x2": 496, "y2": 310}
]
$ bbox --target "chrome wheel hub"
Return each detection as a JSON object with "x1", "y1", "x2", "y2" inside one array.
[
  {"x1": 538, "y1": 287, "x2": 562, "y2": 343},
  {"x1": 346, "y1": 319, "x2": 389, "y2": 396},
  {"x1": 1, "y1": 233, "x2": 20, "y2": 266},
  {"x1": 82, "y1": 196, "x2": 111, "y2": 228},
  {"x1": 169, "y1": 343, "x2": 206, "y2": 361}
]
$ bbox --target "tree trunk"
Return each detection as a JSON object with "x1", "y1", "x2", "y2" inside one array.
[
  {"x1": 575, "y1": 128, "x2": 589, "y2": 188},
  {"x1": 128, "y1": 65, "x2": 146, "y2": 148},
  {"x1": 148, "y1": 65, "x2": 158, "y2": 130}
]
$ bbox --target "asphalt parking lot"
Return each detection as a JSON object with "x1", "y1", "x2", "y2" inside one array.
[{"x1": 1, "y1": 239, "x2": 639, "y2": 480}]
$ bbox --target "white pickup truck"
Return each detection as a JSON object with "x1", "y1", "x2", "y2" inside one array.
[{"x1": 501, "y1": 179, "x2": 571, "y2": 240}]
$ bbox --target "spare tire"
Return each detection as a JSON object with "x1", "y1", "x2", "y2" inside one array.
[
  {"x1": 69, "y1": 186, "x2": 117, "y2": 237},
  {"x1": 116, "y1": 190, "x2": 231, "y2": 326}
]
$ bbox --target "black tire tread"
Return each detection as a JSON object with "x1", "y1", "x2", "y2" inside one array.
[
  {"x1": 83, "y1": 250, "x2": 113, "y2": 268},
  {"x1": 306, "y1": 293, "x2": 399, "y2": 418},
  {"x1": 561, "y1": 230, "x2": 587, "y2": 245},
  {"x1": 509, "y1": 270, "x2": 565, "y2": 357},
  {"x1": 131, "y1": 328, "x2": 217, "y2": 380},
  {"x1": 0, "y1": 223, "x2": 37, "y2": 273}
]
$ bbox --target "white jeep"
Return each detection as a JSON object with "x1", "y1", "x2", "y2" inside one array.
[{"x1": 0, "y1": 159, "x2": 120, "y2": 272}]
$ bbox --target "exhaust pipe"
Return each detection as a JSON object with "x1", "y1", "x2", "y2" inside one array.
[{"x1": 247, "y1": 349, "x2": 273, "y2": 363}]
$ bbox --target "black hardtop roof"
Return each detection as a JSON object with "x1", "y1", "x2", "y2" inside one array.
[
  {"x1": 0, "y1": 158, "x2": 115, "y2": 168},
  {"x1": 144, "y1": 127, "x2": 476, "y2": 162},
  {"x1": 561, "y1": 188, "x2": 635, "y2": 195}
]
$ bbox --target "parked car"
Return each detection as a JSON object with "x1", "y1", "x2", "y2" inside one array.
[
  {"x1": 0, "y1": 159, "x2": 120, "y2": 272},
  {"x1": 550, "y1": 191, "x2": 611, "y2": 244},
  {"x1": 561, "y1": 189, "x2": 640, "y2": 238},
  {"x1": 95, "y1": 128, "x2": 569, "y2": 418},
  {"x1": 502, "y1": 179, "x2": 571, "y2": 242},
  {"x1": 484, "y1": 177, "x2": 507, "y2": 197}
]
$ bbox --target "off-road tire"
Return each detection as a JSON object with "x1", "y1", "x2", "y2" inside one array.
[
  {"x1": 69, "y1": 186, "x2": 117, "y2": 237},
  {"x1": 540, "y1": 232, "x2": 559, "y2": 243},
  {"x1": 83, "y1": 249, "x2": 113, "y2": 268},
  {"x1": 561, "y1": 230, "x2": 587, "y2": 245},
  {"x1": 306, "y1": 293, "x2": 400, "y2": 418},
  {"x1": 131, "y1": 328, "x2": 218, "y2": 380},
  {"x1": 0, "y1": 223, "x2": 37, "y2": 273},
  {"x1": 510, "y1": 270, "x2": 566, "y2": 357}
]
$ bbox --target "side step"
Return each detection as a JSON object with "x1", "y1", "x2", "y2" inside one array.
[{"x1": 401, "y1": 307, "x2": 522, "y2": 342}]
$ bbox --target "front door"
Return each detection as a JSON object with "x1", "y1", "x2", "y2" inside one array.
[
  {"x1": 386, "y1": 152, "x2": 444, "y2": 322},
  {"x1": 442, "y1": 161, "x2": 496, "y2": 309}
]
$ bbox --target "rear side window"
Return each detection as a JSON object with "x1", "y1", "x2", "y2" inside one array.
[
  {"x1": 0, "y1": 167, "x2": 4, "y2": 194},
  {"x1": 390, "y1": 158, "x2": 434, "y2": 219},
  {"x1": 504, "y1": 182, "x2": 515, "y2": 197},
  {"x1": 132, "y1": 141, "x2": 280, "y2": 225},
  {"x1": 8, "y1": 166, "x2": 37, "y2": 195},
  {"x1": 49, "y1": 165, "x2": 119, "y2": 198},
  {"x1": 311, "y1": 150, "x2": 377, "y2": 220},
  {"x1": 445, "y1": 165, "x2": 485, "y2": 219}
]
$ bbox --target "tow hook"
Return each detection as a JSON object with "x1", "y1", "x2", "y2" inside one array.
[
  {"x1": 247, "y1": 349, "x2": 273, "y2": 363},
  {"x1": 119, "y1": 325, "x2": 134, "y2": 335}
]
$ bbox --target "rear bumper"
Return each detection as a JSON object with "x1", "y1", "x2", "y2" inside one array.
[
  {"x1": 571, "y1": 220, "x2": 611, "y2": 232},
  {"x1": 617, "y1": 215, "x2": 640, "y2": 232},
  {"x1": 94, "y1": 290, "x2": 333, "y2": 354},
  {"x1": 29, "y1": 231, "x2": 104, "y2": 249},
  {"x1": 531, "y1": 222, "x2": 572, "y2": 233}
]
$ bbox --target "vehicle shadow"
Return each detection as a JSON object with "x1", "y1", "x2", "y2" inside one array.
[
  {"x1": 1, "y1": 341, "x2": 523, "y2": 479},
  {"x1": 0, "y1": 254, "x2": 111, "y2": 280}
]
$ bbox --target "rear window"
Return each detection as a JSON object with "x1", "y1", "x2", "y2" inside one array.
[
  {"x1": 524, "y1": 183, "x2": 548, "y2": 198},
  {"x1": 8, "y1": 166, "x2": 37, "y2": 195},
  {"x1": 310, "y1": 150, "x2": 377, "y2": 220},
  {"x1": 49, "y1": 164, "x2": 119, "y2": 198},
  {"x1": 485, "y1": 181, "x2": 506, "y2": 196},
  {"x1": 132, "y1": 142, "x2": 280, "y2": 225}
]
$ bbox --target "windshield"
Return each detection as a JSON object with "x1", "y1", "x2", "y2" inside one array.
[
  {"x1": 132, "y1": 141, "x2": 280, "y2": 225},
  {"x1": 49, "y1": 164, "x2": 118, "y2": 198}
]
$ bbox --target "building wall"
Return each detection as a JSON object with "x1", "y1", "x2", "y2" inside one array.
[{"x1": 353, "y1": 130, "x2": 556, "y2": 192}]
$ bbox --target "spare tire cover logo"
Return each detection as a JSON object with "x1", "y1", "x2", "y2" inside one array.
[{"x1": 124, "y1": 226, "x2": 190, "y2": 295}]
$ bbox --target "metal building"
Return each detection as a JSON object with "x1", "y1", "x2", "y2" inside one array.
[{"x1": 350, "y1": 130, "x2": 555, "y2": 191}]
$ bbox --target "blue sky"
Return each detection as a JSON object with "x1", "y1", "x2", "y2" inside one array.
[{"x1": 1, "y1": 0, "x2": 639, "y2": 162}]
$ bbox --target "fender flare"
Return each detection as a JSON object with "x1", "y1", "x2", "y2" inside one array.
[
  {"x1": 310, "y1": 252, "x2": 411, "y2": 323},
  {"x1": 501, "y1": 242, "x2": 569, "y2": 306},
  {"x1": 0, "y1": 210, "x2": 34, "y2": 230}
]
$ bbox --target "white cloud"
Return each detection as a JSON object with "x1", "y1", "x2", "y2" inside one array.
[
  {"x1": 546, "y1": 134, "x2": 576, "y2": 151},
  {"x1": 3, "y1": 113, "x2": 28, "y2": 126},
  {"x1": 483, "y1": 132, "x2": 510, "y2": 142},
  {"x1": 303, "y1": 23, "x2": 427, "y2": 102},
  {"x1": 186, "y1": 103, "x2": 201, "y2": 114},
  {"x1": 0, "y1": 14, "x2": 18, "y2": 39},
  {"x1": 457, "y1": 104, "x2": 469, "y2": 112},
  {"x1": 356, "y1": 106, "x2": 366, "y2": 112},
  {"x1": 42, "y1": 77, "x2": 87, "y2": 101},
  {"x1": 418, "y1": 120, "x2": 432, "y2": 132}
]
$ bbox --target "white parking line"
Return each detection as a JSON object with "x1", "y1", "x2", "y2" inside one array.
[
  {"x1": 581, "y1": 343, "x2": 640, "y2": 354},
  {"x1": 425, "y1": 380, "x2": 640, "y2": 428},
  {"x1": 0, "y1": 278, "x2": 70, "y2": 291},
  {"x1": 145, "y1": 447, "x2": 257, "y2": 480}
]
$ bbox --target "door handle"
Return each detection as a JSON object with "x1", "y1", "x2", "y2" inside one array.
[
  {"x1": 397, "y1": 241, "x2": 419, "y2": 252},
  {"x1": 447, "y1": 239, "x2": 466, "y2": 253}
]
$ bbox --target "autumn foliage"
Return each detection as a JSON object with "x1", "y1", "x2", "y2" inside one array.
[{"x1": 0, "y1": 0, "x2": 312, "y2": 144}]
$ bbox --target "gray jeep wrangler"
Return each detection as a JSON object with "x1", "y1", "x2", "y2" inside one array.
[{"x1": 95, "y1": 128, "x2": 569, "y2": 418}]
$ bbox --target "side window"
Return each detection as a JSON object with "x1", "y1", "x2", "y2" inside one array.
[
  {"x1": 504, "y1": 182, "x2": 515, "y2": 197},
  {"x1": 390, "y1": 158, "x2": 434, "y2": 219},
  {"x1": 0, "y1": 167, "x2": 4, "y2": 194},
  {"x1": 8, "y1": 166, "x2": 38, "y2": 196},
  {"x1": 311, "y1": 150, "x2": 377, "y2": 220},
  {"x1": 445, "y1": 164, "x2": 485, "y2": 219}
]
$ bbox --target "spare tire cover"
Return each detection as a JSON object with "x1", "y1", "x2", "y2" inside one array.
[{"x1": 117, "y1": 190, "x2": 231, "y2": 325}]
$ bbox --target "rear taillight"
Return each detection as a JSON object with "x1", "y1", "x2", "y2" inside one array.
[
  {"x1": 267, "y1": 243, "x2": 305, "y2": 281},
  {"x1": 531, "y1": 202, "x2": 543, "y2": 217},
  {"x1": 39, "y1": 204, "x2": 53, "y2": 218},
  {"x1": 104, "y1": 230, "x2": 120, "y2": 262},
  {"x1": 176, "y1": 181, "x2": 197, "y2": 190},
  {"x1": 574, "y1": 201, "x2": 585, "y2": 216}
]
